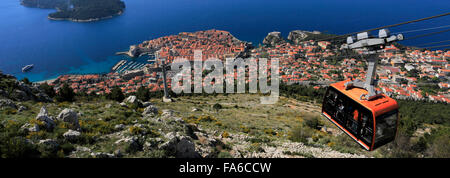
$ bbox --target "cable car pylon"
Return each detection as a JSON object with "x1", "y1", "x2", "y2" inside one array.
[{"x1": 156, "y1": 51, "x2": 173, "y2": 103}]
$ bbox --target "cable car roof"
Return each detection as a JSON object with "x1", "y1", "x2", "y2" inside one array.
[{"x1": 330, "y1": 80, "x2": 399, "y2": 117}]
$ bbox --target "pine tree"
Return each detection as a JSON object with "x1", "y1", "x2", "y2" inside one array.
[
  {"x1": 108, "y1": 86, "x2": 125, "y2": 102},
  {"x1": 136, "y1": 86, "x2": 150, "y2": 102},
  {"x1": 40, "y1": 82, "x2": 56, "y2": 98},
  {"x1": 56, "y1": 83, "x2": 75, "y2": 102}
]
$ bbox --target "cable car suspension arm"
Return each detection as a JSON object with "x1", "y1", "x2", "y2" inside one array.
[{"x1": 342, "y1": 29, "x2": 404, "y2": 100}]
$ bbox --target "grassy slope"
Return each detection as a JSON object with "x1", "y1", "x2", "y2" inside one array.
[
  {"x1": 2, "y1": 93, "x2": 448, "y2": 158},
  {"x1": 0, "y1": 94, "x2": 369, "y2": 158},
  {"x1": 152, "y1": 94, "x2": 373, "y2": 157}
]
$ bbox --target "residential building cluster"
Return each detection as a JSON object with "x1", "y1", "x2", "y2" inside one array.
[
  {"x1": 138, "y1": 29, "x2": 249, "y2": 62},
  {"x1": 48, "y1": 30, "x2": 449, "y2": 103}
]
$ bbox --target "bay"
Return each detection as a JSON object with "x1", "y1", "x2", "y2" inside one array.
[{"x1": 0, "y1": 0, "x2": 449, "y2": 82}]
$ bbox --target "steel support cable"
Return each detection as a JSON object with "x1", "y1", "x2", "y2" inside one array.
[
  {"x1": 312, "y1": 12, "x2": 450, "y2": 42},
  {"x1": 403, "y1": 28, "x2": 450, "y2": 40},
  {"x1": 392, "y1": 24, "x2": 450, "y2": 34},
  {"x1": 420, "y1": 44, "x2": 450, "y2": 49},
  {"x1": 286, "y1": 80, "x2": 440, "y2": 86},
  {"x1": 415, "y1": 39, "x2": 450, "y2": 46}
]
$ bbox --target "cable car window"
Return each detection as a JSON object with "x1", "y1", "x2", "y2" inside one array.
[
  {"x1": 338, "y1": 95, "x2": 360, "y2": 136},
  {"x1": 374, "y1": 110, "x2": 398, "y2": 148},
  {"x1": 323, "y1": 87, "x2": 374, "y2": 147},
  {"x1": 360, "y1": 111, "x2": 373, "y2": 146},
  {"x1": 334, "y1": 93, "x2": 347, "y2": 125},
  {"x1": 326, "y1": 89, "x2": 338, "y2": 105},
  {"x1": 323, "y1": 87, "x2": 339, "y2": 120}
]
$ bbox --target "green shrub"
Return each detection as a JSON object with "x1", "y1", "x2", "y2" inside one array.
[
  {"x1": 217, "y1": 151, "x2": 233, "y2": 158},
  {"x1": 198, "y1": 115, "x2": 216, "y2": 122},
  {"x1": 37, "y1": 142, "x2": 60, "y2": 158},
  {"x1": 26, "y1": 130, "x2": 49, "y2": 140},
  {"x1": 78, "y1": 132, "x2": 97, "y2": 145},
  {"x1": 221, "y1": 131, "x2": 230, "y2": 138},
  {"x1": 282, "y1": 151, "x2": 315, "y2": 158},
  {"x1": 56, "y1": 83, "x2": 75, "y2": 102},
  {"x1": 330, "y1": 135, "x2": 360, "y2": 155},
  {"x1": 144, "y1": 150, "x2": 167, "y2": 158},
  {"x1": 263, "y1": 128, "x2": 277, "y2": 136},
  {"x1": 240, "y1": 125, "x2": 250, "y2": 133},
  {"x1": 183, "y1": 116, "x2": 199, "y2": 124},
  {"x1": 129, "y1": 126, "x2": 143, "y2": 135},
  {"x1": 184, "y1": 115, "x2": 217, "y2": 124},
  {"x1": 288, "y1": 125, "x2": 313, "y2": 144},
  {"x1": 0, "y1": 136, "x2": 40, "y2": 158},
  {"x1": 279, "y1": 83, "x2": 326, "y2": 103},
  {"x1": 21, "y1": 78, "x2": 32, "y2": 85},
  {"x1": 246, "y1": 136, "x2": 272, "y2": 144},
  {"x1": 108, "y1": 86, "x2": 125, "y2": 102},
  {"x1": 213, "y1": 103, "x2": 222, "y2": 110},
  {"x1": 2, "y1": 108, "x2": 17, "y2": 115},
  {"x1": 60, "y1": 142, "x2": 75, "y2": 154},
  {"x1": 136, "y1": 86, "x2": 150, "y2": 102},
  {"x1": 398, "y1": 100, "x2": 449, "y2": 127},
  {"x1": 426, "y1": 134, "x2": 450, "y2": 158},
  {"x1": 303, "y1": 117, "x2": 323, "y2": 130},
  {"x1": 40, "y1": 82, "x2": 56, "y2": 98},
  {"x1": 248, "y1": 143, "x2": 264, "y2": 153},
  {"x1": 411, "y1": 136, "x2": 427, "y2": 152}
]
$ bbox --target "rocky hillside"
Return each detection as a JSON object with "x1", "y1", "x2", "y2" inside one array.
[
  {"x1": 0, "y1": 71, "x2": 51, "y2": 105},
  {"x1": 287, "y1": 30, "x2": 307, "y2": 44},
  {"x1": 0, "y1": 72, "x2": 370, "y2": 158},
  {"x1": 6, "y1": 71, "x2": 446, "y2": 158},
  {"x1": 0, "y1": 91, "x2": 369, "y2": 158}
]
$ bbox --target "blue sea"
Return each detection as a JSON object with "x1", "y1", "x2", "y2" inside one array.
[{"x1": 0, "y1": 0, "x2": 449, "y2": 82}]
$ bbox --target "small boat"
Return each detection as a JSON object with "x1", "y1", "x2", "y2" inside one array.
[{"x1": 22, "y1": 64, "x2": 34, "y2": 72}]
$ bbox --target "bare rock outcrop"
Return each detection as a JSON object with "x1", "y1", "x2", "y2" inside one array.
[
  {"x1": 57, "y1": 108, "x2": 81, "y2": 130},
  {"x1": 36, "y1": 106, "x2": 56, "y2": 130},
  {"x1": 0, "y1": 71, "x2": 52, "y2": 102},
  {"x1": 63, "y1": 129, "x2": 81, "y2": 142},
  {"x1": 287, "y1": 30, "x2": 309, "y2": 44},
  {"x1": 143, "y1": 105, "x2": 159, "y2": 116},
  {"x1": 21, "y1": 123, "x2": 40, "y2": 133},
  {"x1": 0, "y1": 99, "x2": 17, "y2": 109},
  {"x1": 263, "y1": 31, "x2": 286, "y2": 46},
  {"x1": 159, "y1": 132, "x2": 201, "y2": 158}
]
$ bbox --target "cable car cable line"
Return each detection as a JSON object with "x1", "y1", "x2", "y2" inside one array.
[
  {"x1": 420, "y1": 44, "x2": 450, "y2": 49},
  {"x1": 311, "y1": 12, "x2": 450, "y2": 43},
  {"x1": 403, "y1": 28, "x2": 450, "y2": 41},
  {"x1": 292, "y1": 80, "x2": 441, "y2": 86},
  {"x1": 392, "y1": 24, "x2": 450, "y2": 34},
  {"x1": 415, "y1": 39, "x2": 450, "y2": 46}
]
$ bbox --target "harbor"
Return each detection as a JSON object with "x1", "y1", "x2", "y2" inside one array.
[{"x1": 111, "y1": 54, "x2": 156, "y2": 73}]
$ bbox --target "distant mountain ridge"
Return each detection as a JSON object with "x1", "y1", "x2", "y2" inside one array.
[{"x1": 20, "y1": 0, "x2": 125, "y2": 22}]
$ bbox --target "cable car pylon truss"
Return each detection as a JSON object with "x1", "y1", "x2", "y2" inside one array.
[{"x1": 341, "y1": 29, "x2": 404, "y2": 101}]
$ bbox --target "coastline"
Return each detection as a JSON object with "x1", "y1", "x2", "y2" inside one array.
[
  {"x1": 48, "y1": 11, "x2": 124, "y2": 23},
  {"x1": 35, "y1": 77, "x2": 58, "y2": 84}
]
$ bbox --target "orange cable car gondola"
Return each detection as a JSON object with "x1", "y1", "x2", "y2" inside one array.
[
  {"x1": 321, "y1": 29, "x2": 403, "y2": 151},
  {"x1": 322, "y1": 80, "x2": 399, "y2": 151}
]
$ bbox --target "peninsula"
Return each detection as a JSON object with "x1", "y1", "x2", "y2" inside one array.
[{"x1": 20, "y1": 0, "x2": 126, "y2": 22}]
